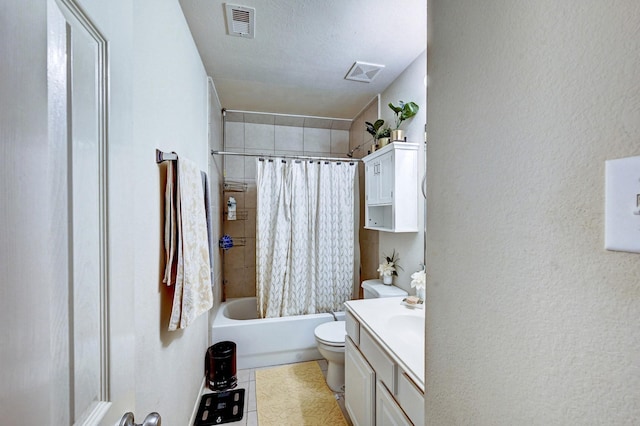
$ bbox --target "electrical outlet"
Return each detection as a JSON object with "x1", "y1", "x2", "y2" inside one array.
[{"x1": 604, "y1": 155, "x2": 640, "y2": 253}]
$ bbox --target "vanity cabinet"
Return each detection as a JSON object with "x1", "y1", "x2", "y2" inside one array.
[
  {"x1": 376, "y1": 381, "x2": 412, "y2": 426},
  {"x1": 344, "y1": 307, "x2": 424, "y2": 425},
  {"x1": 345, "y1": 338, "x2": 375, "y2": 426},
  {"x1": 363, "y1": 142, "x2": 419, "y2": 232}
]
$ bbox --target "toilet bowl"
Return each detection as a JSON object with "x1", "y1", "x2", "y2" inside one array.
[
  {"x1": 314, "y1": 320, "x2": 346, "y2": 392},
  {"x1": 314, "y1": 280, "x2": 407, "y2": 392}
]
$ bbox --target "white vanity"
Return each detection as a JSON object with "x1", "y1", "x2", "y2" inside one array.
[{"x1": 344, "y1": 297, "x2": 425, "y2": 425}]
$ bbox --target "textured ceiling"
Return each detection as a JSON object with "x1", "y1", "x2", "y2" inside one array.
[{"x1": 179, "y1": 0, "x2": 427, "y2": 119}]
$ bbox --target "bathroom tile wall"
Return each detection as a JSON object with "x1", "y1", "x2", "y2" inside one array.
[
  {"x1": 221, "y1": 120, "x2": 350, "y2": 299},
  {"x1": 349, "y1": 99, "x2": 380, "y2": 295}
]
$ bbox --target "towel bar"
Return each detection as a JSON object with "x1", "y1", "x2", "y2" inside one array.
[{"x1": 156, "y1": 149, "x2": 178, "y2": 163}]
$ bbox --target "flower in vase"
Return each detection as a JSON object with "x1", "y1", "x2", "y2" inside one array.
[
  {"x1": 410, "y1": 269, "x2": 426, "y2": 291},
  {"x1": 377, "y1": 250, "x2": 402, "y2": 277},
  {"x1": 377, "y1": 262, "x2": 395, "y2": 277}
]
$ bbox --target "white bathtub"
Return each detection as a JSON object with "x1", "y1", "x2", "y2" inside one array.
[{"x1": 211, "y1": 297, "x2": 345, "y2": 369}]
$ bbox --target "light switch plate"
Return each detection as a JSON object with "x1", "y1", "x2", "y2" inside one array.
[{"x1": 605, "y1": 155, "x2": 640, "y2": 253}]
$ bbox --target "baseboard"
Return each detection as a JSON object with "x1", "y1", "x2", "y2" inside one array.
[{"x1": 188, "y1": 377, "x2": 207, "y2": 426}]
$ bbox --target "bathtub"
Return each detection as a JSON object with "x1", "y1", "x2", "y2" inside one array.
[{"x1": 211, "y1": 297, "x2": 345, "y2": 369}]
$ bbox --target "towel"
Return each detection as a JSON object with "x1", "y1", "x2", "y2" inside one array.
[
  {"x1": 201, "y1": 170, "x2": 215, "y2": 288},
  {"x1": 164, "y1": 156, "x2": 213, "y2": 330},
  {"x1": 163, "y1": 161, "x2": 178, "y2": 286}
]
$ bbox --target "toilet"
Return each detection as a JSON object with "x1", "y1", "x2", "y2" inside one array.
[
  {"x1": 314, "y1": 279, "x2": 408, "y2": 391},
  {"x1": 360, "y1": 279, "x2": 409, "y2": 300}
]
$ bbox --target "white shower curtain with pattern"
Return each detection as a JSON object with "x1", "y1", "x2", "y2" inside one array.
[{"x1": 256, "y1": 158, "x2": 357, "y2": 318}]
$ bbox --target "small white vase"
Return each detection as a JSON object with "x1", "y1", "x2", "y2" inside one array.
[
  {"x1": 416, "y1": 287, "x2": 425, "y2": 300},
  {"x1": 382, "y1": 274, "x2": 393, "y2": 285}
]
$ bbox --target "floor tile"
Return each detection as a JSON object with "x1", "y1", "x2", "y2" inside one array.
[{"x1": 197, "y1": 360, "x2": 355, "y2": 426}]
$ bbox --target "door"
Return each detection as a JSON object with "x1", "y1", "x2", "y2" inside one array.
[
  {"x1": 365, "y1": 160, "x2": 381, "y2": 205},
  {"x1": 345, "y1": 338, "x2": 375, "y2": 426},
  {"x1": 365, "y1": 151, "x2": 394, "y2": 207},
  {"x1": 48, "y1": 0, "x2": 135, "y2": 423},
  {"x1": 377, "y1": 152, "x2": 394, "y2": 205},
  {"x1": 375, "y1": 381, "x2": 412, "y2": 426}
]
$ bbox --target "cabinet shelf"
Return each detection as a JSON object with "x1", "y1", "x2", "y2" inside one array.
[
  {"x1": 362, "y1": 142, "x2": 419, "y2": 233},
  {"x1": 224, "y1": 209, "x2": 249, "y2": 221},
  {"x1": 223, "y1": 180, "x2": 248, "y2": 192},
  {"x1": 220, "y1": 237, "x2": 246, "y2": 248}
]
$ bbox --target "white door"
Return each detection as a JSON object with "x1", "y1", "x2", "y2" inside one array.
[
  {"x1": 48, "y1": 1, "x2": 135, "y2": 424},
  {"x1": 365, "y1": 161, "x2": 381, "y2": 205},
  {"x1": 378, "y1": 152, "x2": 394, "y2": 205},
  {"x1": 375, "y1": 381, "x2": 412, "y2": 426},
  {"x1": 345, "y1": 338, "x2": 375, "y2": 426}
]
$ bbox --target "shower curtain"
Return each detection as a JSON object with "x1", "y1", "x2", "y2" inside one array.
[{"x1": 256, "y1": 158, "x2": 357, "y2": 318}]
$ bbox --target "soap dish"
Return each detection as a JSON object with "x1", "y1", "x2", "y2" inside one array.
[{"x1": 401, "y1": 297, "x2": 424, "y2": 309}]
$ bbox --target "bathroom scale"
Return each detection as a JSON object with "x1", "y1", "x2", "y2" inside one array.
[{"x1": 194, "y1": 388, "x2": 245, "y2": 425}]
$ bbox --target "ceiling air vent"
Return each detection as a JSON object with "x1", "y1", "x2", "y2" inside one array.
[
  {"x1": 345, "y1": 61, "x2": 385, "y2": 83},
  {"x1": 225, "y1": 4, "x2": 255, "y2": 39}
]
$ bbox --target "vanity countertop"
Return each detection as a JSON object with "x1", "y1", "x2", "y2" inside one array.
[{"x1": 344, "y1": 296, "x2": 425, "y2": 391}]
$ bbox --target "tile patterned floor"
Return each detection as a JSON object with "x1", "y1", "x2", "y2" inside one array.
[{"x1": 199, "y1": 360, "x2": 352, "y2": 426}]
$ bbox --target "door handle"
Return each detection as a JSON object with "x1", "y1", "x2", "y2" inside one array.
[{"x1": 119, "y1": 412, "x2": 161, "y2": 426}]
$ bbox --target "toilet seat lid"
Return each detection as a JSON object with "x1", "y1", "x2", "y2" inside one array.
[{"x1": 314, "y1": 321, "x2": 346, "y2": 346}]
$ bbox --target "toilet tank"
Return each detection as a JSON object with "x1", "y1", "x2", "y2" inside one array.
[{"x1": 361, "y1": 279, "x2": 408, "y2": 299}]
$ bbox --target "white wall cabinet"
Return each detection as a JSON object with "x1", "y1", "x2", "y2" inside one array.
[{"x1": 363, "y1": 142, "x2": 419, "y2": 232}]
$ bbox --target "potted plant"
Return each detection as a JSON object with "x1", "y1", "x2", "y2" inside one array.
[
  {"x1": 365, "y1": 119, "x2": 391, "y2": 147},
  {"x1": 388, "y1": 101, "x2": 420, "y2": 141},
  {"x1": 410, "y1": 266, "x2": 426, "y2": 301},
  {"x1": 377, "y1": 126, "x2": 391, "y2": 147},
  {"x1": 377, "y1": 250, "x2": 402, "y2": 285}
]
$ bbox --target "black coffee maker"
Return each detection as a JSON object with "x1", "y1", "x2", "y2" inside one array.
[{"x1": 205, "y1": 341, "x2": 237, "y2": 391}]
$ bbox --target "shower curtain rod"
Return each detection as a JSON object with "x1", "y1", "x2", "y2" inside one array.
[{"x1": 210, "y1": 150, "x2": 362, "y2": 163}]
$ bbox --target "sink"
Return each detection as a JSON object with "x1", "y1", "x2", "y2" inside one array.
[
  {"x1": 388, "y1": 314, "x2": 424, "y2": 331},
  {"x1": 344, "y1": 298, "x2": 426, "y2": 391},
  {"x1": 386, "y1": 314, "x2": 424, "y2": 345}
]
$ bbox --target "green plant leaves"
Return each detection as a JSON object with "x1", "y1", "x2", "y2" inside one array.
[
  {"x1": 388, "y1": 101, "x2": 420, "y2": 129},
  {"x1": 365, "y1": 119, "x2": 386, "y2": 138}
]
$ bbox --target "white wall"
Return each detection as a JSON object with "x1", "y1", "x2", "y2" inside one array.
[
  {"x1": 77, "y1": 1, "x2": 214, "y2": 422},
  {"x1": 131, "y1": 1, "x2": 211, "y2": 424},
  {"x1": 426, "y1": 1, "x2": 640, "y2": 424},
  {"x1": 208, "y1": 79, "x2": 225, "y2": 320},
  {"x1": 379, "y1": 51, "x2": 427, "y2": 293}
]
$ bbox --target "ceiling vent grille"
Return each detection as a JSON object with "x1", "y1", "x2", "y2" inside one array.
[
  {"x1": 345, "y1": 61, "x2": 385, "y2": 83},
  {"x1": 225, "y1": 4, "x2": 255, "y2": 39}
]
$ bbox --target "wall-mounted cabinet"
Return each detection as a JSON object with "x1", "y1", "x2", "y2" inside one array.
[{"x1": 363, "y1": 142, "x2": 419, "y2": 232}]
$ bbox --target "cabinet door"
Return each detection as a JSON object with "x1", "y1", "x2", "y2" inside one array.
[
  {"x1": 365, "y1": 161, "x2": 380, "y2": 205},
  {"x1": 345, "y1": 338, "x2": 375, "y2": 426},
  {"x1": 397, "y1": 372, "x2": 425, "y2": 425},
  {"x1": 377, "y1": 152, "x2": 394, "y2": 204},
  {"x1": 376, "y1": 381, "x2": 412, "y2": 426}
]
